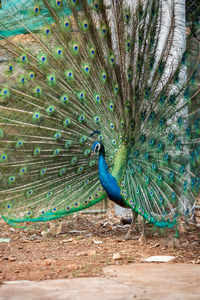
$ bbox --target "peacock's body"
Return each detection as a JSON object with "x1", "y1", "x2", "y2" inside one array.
[{"x1": 0, "y1": 0, "x2": 199, "y2": 230}]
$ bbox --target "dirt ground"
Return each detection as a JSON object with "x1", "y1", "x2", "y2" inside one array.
[{"x1": 0, "y1": 212, "x2": 200, "y2": 282}]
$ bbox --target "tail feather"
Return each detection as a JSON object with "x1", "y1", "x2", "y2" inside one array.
[{"x1": 0, "y1": 0, "x2": 199, "y2": 227}]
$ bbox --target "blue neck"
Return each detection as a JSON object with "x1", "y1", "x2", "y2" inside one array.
[{"x1": 98, "y1": 146, "x2": 127, "y2": 208}]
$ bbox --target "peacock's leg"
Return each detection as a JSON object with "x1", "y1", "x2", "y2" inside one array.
[
  {"x1": 137, "y1": 218, "x2": 147, "y2": 244},
  {"x1": 141, "y1": 218, "x2": 146, "y2": 239},
  {"x1": 125, "y1": 210, "x2": 138, "y2": 240}
]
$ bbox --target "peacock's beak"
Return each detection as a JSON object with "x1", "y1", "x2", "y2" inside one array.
[{"x1": 91, "y1": 150, "x2": 95, "y2": 157}]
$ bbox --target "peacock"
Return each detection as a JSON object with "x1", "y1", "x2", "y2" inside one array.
[{"x1": 0, "y1": 0, "x2": 199, "y2": 239}]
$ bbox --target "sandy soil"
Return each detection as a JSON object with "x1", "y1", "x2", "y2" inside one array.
[{"x1": 0, "y1": 212, "x2": 200, "y2": 282}]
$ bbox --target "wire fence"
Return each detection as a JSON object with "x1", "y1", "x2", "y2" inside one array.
[
  {"x1": 0, "y1": 1, "x2": 199, "y2": 22},
  {"x1": 186, "y1": 0, "x2": 200, "y2": 22}
]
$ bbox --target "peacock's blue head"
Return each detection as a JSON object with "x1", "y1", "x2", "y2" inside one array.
[{"x1": 91, "y1": 141, "x2": 101, "y2": 155}]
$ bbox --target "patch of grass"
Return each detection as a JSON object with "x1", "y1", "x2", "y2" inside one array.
[
  {"x1": 105, "y1": 260, "x2": 113, "y2": 265},
  {"x1": 126, "y1": 257, "x2": 134, "y2": 261}
]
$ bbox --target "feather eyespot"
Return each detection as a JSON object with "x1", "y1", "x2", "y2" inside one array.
[
  {"x1": 29, "y1": 72, "x2": 35, "y2": 79},
  {"x1": 73, "y1": 43, "x2": 79, "y2": 52},
  {"x1": 56, "y1": 0, "x2": 62, "y2": 6},
  {"x1": 21, "y1": 55, "x2": 27, "y2": 61},
  {"x1": 34, "y1": 6, "x2": 40, "y2": 14},
  {"x1": 82, "y1": 20, "x2": 89, "y2": 31},
  {"x1": 89, "y1": 47, "x2": 96, "y2": 57},
  {"x1": 33, "y1": 112, "x2": 41, "y2": 120},
  {"x1": 109, "y1": 103, "x2": 114, "y2": 111},
  {"x1": 26, "y1": 189, "x2": 33, "y2": 196},
  {"x1": 33, "y1": 148, "x2": 40, "y2": 156},
  {"x1": 94, "y1": 115, "x2": 100, "y2": 123},
  {"x1": 16, "y1": 140, "x2": 23, "y2": 148},
  {"x1": 2, "y1": 88, "x2": 9, "y2": 96},
  {"x1": 64, "y1": 19, "x2": 71, "y2": 29},
  {"x1": 19, "y1": 167, "x2": 26, "y2": 174},
  {"x1": 47, "y1": 192, "x2": 53, "y2": 197},
  {"x1": 8, "y1": 176, "x2": 15, "y2": 183},
  {"x1": 8, "y1": 65, "x2": 14, "y2": 72},
  {"x1": 112, "y1": 139, "x2": 116, "y2": 145},
  {"x1": 109, "y1": 55, "x2": 115, "y2": 65},
  {"x1": 65, "y1": 70, "x2": 73, "y2": 80}
]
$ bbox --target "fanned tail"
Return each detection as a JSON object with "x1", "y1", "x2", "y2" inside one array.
[{"x1": 0, "y1": 0, "x2": 199, "y2": 228}]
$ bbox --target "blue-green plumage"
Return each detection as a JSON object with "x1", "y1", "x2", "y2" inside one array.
[
  {"x1": 92, "y1": 142, "x2": 127, "y2": 208},
  {"x1": 0, "y1": 0, "x2": 199, "y2": 231}
]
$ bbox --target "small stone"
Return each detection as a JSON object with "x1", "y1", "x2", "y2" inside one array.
[
  {"x1": 182, "y1": 241, "x2": 189, "y2": 248},
  {"x1": 27, "y1": 234, "x2": 38, "y2": 241},
  {"x1": 57, "y1": 269, "x2": 61, "y2": 273},
  {"x1": 116, "y1": 239, "x2": 123, "y2": 242},
  {"x1": 93, "y1": 239, "x2": 102, "y2": 245},
  {"x1": 76, "y1": 251, "x2": 87, "y2": 257},
  {"x1": 88, "y1": 249, "x2": 96, "y2": 256},
  {"x1": 145, "y1": 256, "x2": 176, "y2": 262},
  {"x1": 63, "y1": 238, "x2": 73, "y2": 243},
  {"x1": 196, "y1": 256, "x2": 200, "y2": 264},
  {"x1": 41, "y1": 231, "x2": 47, "y2": 237},
  {"x1": 45, "y1": 259, "x2": 53, "y2": 266},
  {"x1": 150, "y1": 242, "x2": 160, "y2": 248},
  {"x1": 14, "y1": 269, "x2": 20, "y2": 273},
  {"x1": 40, "y1": 255, "x2": 47, "y2": 260},
  {"x1": 9, "y1": 256, "x2": 16, "y2": 262},
  {"x1": 191, "y1": 241, "x2": 200, "y2": 246},
  {"x1": 10, "y1": 227, "x2": 15, "y2": 232},
  {"x1": 113, "y1": 253, "x2": 122, "y2": 261},
  {"x1": 67, "y1": 264, "x2": 77, "y2": 272},
  {"x1": 0, "y1": 238, "x2": 11, "y2": 243}
]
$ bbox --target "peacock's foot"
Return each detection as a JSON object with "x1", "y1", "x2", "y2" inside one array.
[
  {"x1": 138, "y1": 231, "x2": 146, "y2": 244},
  {"x1": 125, "y1": 232, "x2": 132, "y2": 240},
  {"x1": 124, "y1": 227, "x2": 137, "y2": 240}
]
